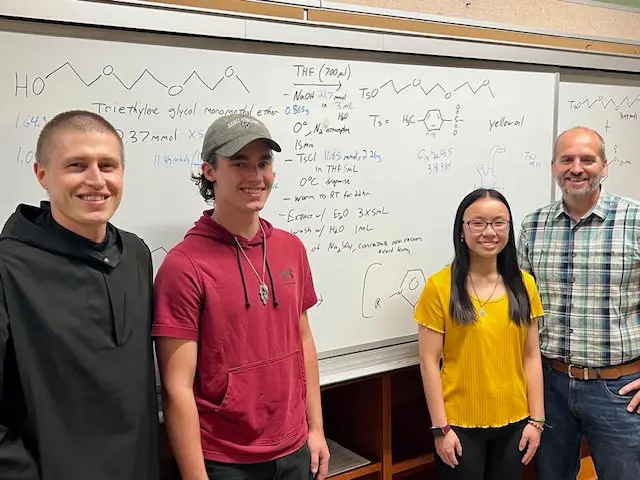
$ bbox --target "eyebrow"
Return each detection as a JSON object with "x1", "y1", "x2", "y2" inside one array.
[
  {"x1": 229, "y1": 153, "x2": 273, "y2": 161},
  {"x1": 559, "y1": 154, "x2": 597, "y2": 160},
  {"x1": 467, "y1": 216, "x2": 509, "y2": 221},
  {"x1": 65, "y1": 155, "x2": 120, "y2": 163}
]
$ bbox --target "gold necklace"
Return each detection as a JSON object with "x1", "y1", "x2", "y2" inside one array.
[
  {"x1": 469, "y1": 274, "x2": 500, "y2": 317},
  {"x1": 234, "y1": 223, "x2": 269, "y2": 306}
]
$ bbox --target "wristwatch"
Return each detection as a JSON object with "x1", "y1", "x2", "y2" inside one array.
[{"x1": 429, "y1": 424, "x2": 451, "y2": 438}]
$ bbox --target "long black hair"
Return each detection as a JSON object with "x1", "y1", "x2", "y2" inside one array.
[{"x1": 449, "y1": 188, "x2": 531, "y2": 326}]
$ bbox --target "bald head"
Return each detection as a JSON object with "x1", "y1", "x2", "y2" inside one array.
[
  {"x1": 35, "y1": 110, "x2": 124, "y2": 166},
  {"x1": 553, "y1": 126, "x2": 606, "y2": 164}
]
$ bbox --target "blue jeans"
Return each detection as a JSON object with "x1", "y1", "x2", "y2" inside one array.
[{"x1": 536, "y1": 363, "x2": 640, "y2": 480}]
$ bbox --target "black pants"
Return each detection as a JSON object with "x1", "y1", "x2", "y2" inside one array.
[
  {"x1": 435, "y1": 419, "x2": 527, "y2": 480},
  {"x1": 205, "y1": 443, "x2": 313, "y2": 480}
]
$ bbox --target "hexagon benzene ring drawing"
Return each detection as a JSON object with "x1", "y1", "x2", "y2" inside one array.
[
  {"x1": 389, "y1": 268, "x2": 427, "y2": 308},
  {"x1": 424, "y1": 109, "x2": 444, "y2": 132}
]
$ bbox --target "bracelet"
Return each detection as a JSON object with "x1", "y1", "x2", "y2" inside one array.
[
  {"x1": 529, "y1": 416, "x2": 545, "y2": 423},
  {"x1": 527, "y1": 419, "x2": 544, "y2": 432}
]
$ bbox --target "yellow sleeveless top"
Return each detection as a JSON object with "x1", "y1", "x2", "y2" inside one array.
[{"x1": 414, "y1": 264, "x2": 544, "y2": 428}]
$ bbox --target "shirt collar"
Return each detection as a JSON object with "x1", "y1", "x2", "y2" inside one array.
[{"x1": 553, "y1": 186, "x2": 609, "y2": 221}]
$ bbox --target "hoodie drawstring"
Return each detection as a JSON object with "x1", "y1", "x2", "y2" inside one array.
[
  {"x1": 264, "y1": 246, "x2": 279, "y2": 307},
  {"x1": 235, "y1": 241, "x2": 279, "y2": 309},
  {"x1": 235, "y1": 245, "x2": 251, "y2": 309}
]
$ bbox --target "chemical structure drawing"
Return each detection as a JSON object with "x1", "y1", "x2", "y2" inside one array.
[
  {"x1": 607, "y1": 145, "x2": 632, "y2": 169},
  {"x1": 361, "y1": 263, "x2": 427, "y2": 318},
  {"x1": 567, "y1": 95, "x2": 640, "y2": 111},
  {"x1": 361, "y1": 262, "x2": 382, "y2": 319},
  {"x1": 151, "y1": 246, "x2": 169, "y2": 277},
  {"x1": 403, "y1": 105, "x2": 463, "y2": 136},
  {"x1": 359, "y1": 78, "x2": 495, "y2": 101},
  {"x1": 14, "y1": 63, "x2": 250, "y2": 97},
  {"x1": 421, "y1": 109, "x2": 453, "y2": 132},
  {"x1": 388, "y1": 269, "x2": 427, "y2": 308},
  {"x1": 475, "y1": 145, "x2": 505, "y2": 191}
]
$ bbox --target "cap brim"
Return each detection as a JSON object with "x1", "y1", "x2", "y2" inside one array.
[{"x1": 215, "y1": 134, "x2": 282, "y2": 157}]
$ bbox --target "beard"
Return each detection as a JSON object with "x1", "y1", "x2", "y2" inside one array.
[{"x1": 557, "y1": 170, "x2": 604, "y2": 198}]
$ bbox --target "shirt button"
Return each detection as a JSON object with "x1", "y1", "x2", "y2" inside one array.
[
  {"x1": 571, "y1": 277, "x2": 576, "y2": 283},
  {"x1": 104, "y1": 257, "x2": 110, "y2": 263},
  {"x1": 572, "y1": 252, "x2": 577, "y2": 257}
]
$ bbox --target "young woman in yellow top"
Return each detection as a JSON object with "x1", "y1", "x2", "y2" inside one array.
[{"x1": 415, "y1": 188, "x2": 545, "y2": 480}]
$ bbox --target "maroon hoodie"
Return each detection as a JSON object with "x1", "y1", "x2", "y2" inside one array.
[{"x1": 152, "y1": 212, "x2": 317, "y2": 463}]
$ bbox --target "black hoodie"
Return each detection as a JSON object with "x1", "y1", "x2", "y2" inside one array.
[{"x1": 0, "y1": 202, "x2": 159, "y2": 480}]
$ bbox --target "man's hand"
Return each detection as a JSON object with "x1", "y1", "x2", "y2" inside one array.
[
  {"x1": 618, "y1": 378, "x2": 640, "y2": 413},
  {"x1": 308, "y1": 429, "x2": 330, "y2": 480}
]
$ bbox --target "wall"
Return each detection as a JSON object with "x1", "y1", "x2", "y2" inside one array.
[
  {"x1": 141, "y1": 0, "x2": 640, "y2": 56},
  {"x1": 330, "y1": 0, "x2": 640, "y2": 42}
]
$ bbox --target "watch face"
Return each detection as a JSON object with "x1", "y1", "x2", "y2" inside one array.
[{"x1": 431, "y1": 427, "x2": 445, "y2": 438}]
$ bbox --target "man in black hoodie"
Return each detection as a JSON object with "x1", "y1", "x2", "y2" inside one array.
[{"x1": 0, "y1": 110, "x2": 159, "y2": 479}]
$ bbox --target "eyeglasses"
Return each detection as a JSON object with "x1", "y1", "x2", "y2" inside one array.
[{"x1": 464, "y1": 220, "x2": 511, "y2": 233}]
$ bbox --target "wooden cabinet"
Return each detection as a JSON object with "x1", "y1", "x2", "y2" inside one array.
[
  {"x1": 159, "y1": 364, "x2": 592, "y2": 479},
  {"x1": 322, "y1": 366, "x2": 438, "y2": 480},
  {"x1": 322, "y1": 365, "x2": 534, "y2": 480}
]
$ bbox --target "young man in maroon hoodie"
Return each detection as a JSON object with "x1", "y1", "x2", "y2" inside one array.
[{"x1": 153, "y1": 113, "x2": 329, "y2": 480}]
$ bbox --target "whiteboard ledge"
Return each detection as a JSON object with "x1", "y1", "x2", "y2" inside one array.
[
  {"x1": 319, "y1": 342, "x2": 420, "y2": 386},
  {"x1": 2, "y1": 0, "x2": 640, "y2": 73}
]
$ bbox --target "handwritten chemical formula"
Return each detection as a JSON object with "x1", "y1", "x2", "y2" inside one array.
[
  {"x1": 14, "y1": 63, "x2": 251, "y2": 97},
  {"x1": 2, "y1": 30, "x2": 559, "y2": 354},
  {"x1": 361, "y1": 262, "x2": 427, "y2": 318}
]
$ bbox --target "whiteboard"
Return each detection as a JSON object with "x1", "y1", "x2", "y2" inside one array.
[
  {"x1": 558, "y1": 81, "x2": 640, "y2": 201},
  {"x1": 0, "y1": 30, "x2": 557, "y2": 356}
]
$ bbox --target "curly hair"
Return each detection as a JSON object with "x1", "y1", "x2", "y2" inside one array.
[{"x1": 192, "y1": 153, "x2": 218, "y2": 203}]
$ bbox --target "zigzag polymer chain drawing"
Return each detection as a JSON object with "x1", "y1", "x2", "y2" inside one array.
[
  {"x1": 15, "y1": 62, "x2": 251, "y2": 98},
  {"x1": 565, "y1": 92, "x2": 638, "y2": 174}
]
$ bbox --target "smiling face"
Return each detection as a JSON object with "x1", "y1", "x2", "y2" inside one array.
[
  {"x1": 34, "y1": 129, "x2": 124, "y2": 242},
  {"x1": 553, "y1": 128, "x2": 606, "y2": 200},
  {"x1": 461, "y1": 197, "x2": 511, "y2": 261},
  {"x1": 202, "y1": 139, "x2": 275, "y2": 215}
]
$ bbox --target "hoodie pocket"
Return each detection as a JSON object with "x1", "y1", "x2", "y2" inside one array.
[{"x1": 210, "y1": 349, "x2": 306, "y2": 445}]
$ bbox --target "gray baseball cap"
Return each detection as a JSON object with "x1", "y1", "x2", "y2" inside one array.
[{"x1": 201, "y1": 113, "x2": 282, "y2": 160}]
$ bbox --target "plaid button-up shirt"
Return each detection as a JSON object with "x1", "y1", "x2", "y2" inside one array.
[{"x1": 517, "y1": 189, "x2": 640, "y2": 367}]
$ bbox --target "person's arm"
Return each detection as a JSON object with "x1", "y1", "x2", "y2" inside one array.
[
  {"x1": 415, "y1": 277, "x2": 447, "y2": 427},
  {"x1": 414, "y1": 275, "x2": 461, "y2": 468},
  {"x1": 418, "y1": 325, "x2": 447, "y2": 427},
  {"x1": 156, "y1": 338, "x2": 206, "y2": 480},
  {"x1": 516, "y1": 221, "x2": 533, "y2": 275},
  {"x1": 523, "y1": 318, "x2": 544, "y2": 421},
  {"x1": 152, "y1": 250, "x2": 206, "y2": 480},
  {"x1": 518, "y1": 317, "x2": 545, "y2": 465},
  {"x1": 0, "y1": 274, "x2": 39, "y2": 479},
  {"x1": 300, "y1": 312, "x2": 329, "y2": 480},
  {"x1": 418, "y1": 324, "x2": 462, "y2": 468}
]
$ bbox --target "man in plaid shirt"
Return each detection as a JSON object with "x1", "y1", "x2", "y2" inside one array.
[{"x1": 518, "y1": 126, "x2": 640, "y2": 480}]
